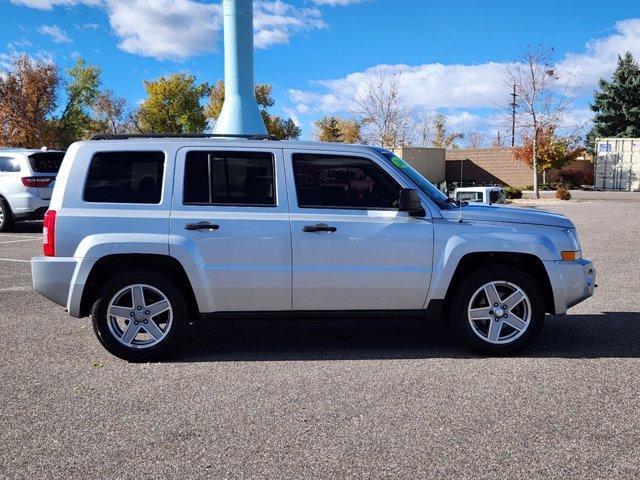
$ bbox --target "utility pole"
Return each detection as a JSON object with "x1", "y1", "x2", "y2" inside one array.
[{"x1": 510, "y1": 84, "x2": 517, "y2": 147}]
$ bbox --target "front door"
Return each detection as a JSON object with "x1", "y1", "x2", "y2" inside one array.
[
  {"x1": 170, "y1": 146, "x2": 291, "y2": 312},
  {"x1": 284, "y1": 149, "x2": 433, "y2": 311}
]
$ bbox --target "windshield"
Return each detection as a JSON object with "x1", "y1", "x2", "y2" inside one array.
[{"x1": 374, "y1": 148, "x2": 450, "y2": 205}]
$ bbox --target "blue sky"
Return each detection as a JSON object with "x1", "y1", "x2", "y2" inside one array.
[{"x1": 1, "y1": 0, "x2": 640, "y2": 141}]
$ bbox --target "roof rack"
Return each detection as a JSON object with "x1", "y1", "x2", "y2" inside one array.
[{"x1": 89, "y1": 133, "x2": 277, "y2": 141}]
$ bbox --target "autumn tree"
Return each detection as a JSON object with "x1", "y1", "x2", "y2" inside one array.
[
  {"x1": 314, "y1": 116, "x2": 361, "y2": 143},
  {"x1": 587, "y1": 52, "x2": 640, "y2": 145},
  {"x1": 514, "y1": 126, "x2": 582, "y2": 182},
  {"x1": 431, "y1": 113, "x2": 464, "y2": 149},
  {"x1": 92, "y1": 90, "x2": 129, "y2": 134},
  {"x1": 138, "y1": 73, "x2": 209, "y2": 134},
  {"x1": 339, "y1": 119, "x2": 361, "y2": 143},
  {"x1": 352, "y1": 69, "x2": 411, "y2": 149},
  {"x1": 506, "y1": 45, "x2": 573, "y2": 198},
  {"x1": 206, "y1": 81, "x2": 300, "y2": 139},
  {"x1": 0, "y1": 54, "x2": 58, "y2": 147}
]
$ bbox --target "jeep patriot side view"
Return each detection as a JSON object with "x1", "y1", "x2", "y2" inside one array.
[{"x1": 31, "y1": 135, "x2": 596, "y2": 361}]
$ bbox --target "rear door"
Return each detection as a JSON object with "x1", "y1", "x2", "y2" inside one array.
[
  {"x1": 170, "y1": 146, "x2": 292, "y2": 312},
  {"x1": 284, "y1": 148, "x2": 433, "y2": 311}
]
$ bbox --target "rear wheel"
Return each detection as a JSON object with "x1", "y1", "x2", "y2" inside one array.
[
  {"x1": 91, "y1": 270, "x2": 189, "y2": 361},
  {"x1": 0, "y1": 199, "x2": 15, "y2": 232},
  {"x1": 450, "y1": 265, "x2": 545, "y2": 355}
]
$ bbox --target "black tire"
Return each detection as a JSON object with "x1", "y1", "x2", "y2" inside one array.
[
  {"x1": 0, "y1": 198, "x2": 15, "y2": 232},
  {"x1": 450, "y1": 265, "x2": 545, "y2": 355},
  {"x1": 91, "y1": 270, "x2": 189, "y2": 362}
]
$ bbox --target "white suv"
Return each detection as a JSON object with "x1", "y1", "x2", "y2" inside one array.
[
  {"x1": 31, "y1": 135, "x2": 596, "y2": 361},
  {"x1": 0, "y1": 148, "x2": 65, "y2": 231}
]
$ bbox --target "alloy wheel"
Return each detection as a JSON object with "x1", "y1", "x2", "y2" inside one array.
[
  {"x1": 106, "y1": 284, "x2": 173, "y2": 349},
  {"x1": 467, "y1": 281, "x2": 532, "y2": 345}
]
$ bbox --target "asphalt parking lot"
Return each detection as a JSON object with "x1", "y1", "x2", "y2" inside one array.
[{"x1": 1, "y1": 192, "x2": 639, "y2": 479}]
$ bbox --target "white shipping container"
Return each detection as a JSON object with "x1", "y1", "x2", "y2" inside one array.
[{"x1": 595, "y1": 138, "x2": 640, "y2": 191}]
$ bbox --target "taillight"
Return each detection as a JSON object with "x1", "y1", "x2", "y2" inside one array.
[
  {"x1": 43, "y1": 210, "x2": 56, "y2": 257},
  {"x1": 21, "y1": 176, "x2": 55, "y2": 188}
]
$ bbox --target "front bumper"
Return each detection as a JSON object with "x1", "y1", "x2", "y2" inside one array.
[
  {"x1": 545, "y1": 258, "x2": 596, "y2": 314},
  {"x1": 31, "y1": 256, "x2": 78, "y2": 310}
]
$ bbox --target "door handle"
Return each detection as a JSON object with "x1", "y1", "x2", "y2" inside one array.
[
  {"x1": 303, "y1": 223, "x2": 337, "y2": 233},
  {"x1": 185, "y1": 221, "x2": 220, "y2": 231}
]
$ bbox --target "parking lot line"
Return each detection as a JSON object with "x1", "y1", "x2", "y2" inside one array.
[
  {"x1": 0, "y1": 257, "x2": 31, "y2": 264},
  {"x1": 0, "y1": 238, "x2": 42, "y2": 245},
  {"x1": 0, "y1": 234, "x2": 41, "y2": 239}
]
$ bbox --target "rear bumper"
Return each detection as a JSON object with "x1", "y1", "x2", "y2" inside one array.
[
  {"x1": 31, "y1": 256, "x2": 77, "y2": 310},
  {"x1": 544, "y1": 258, "x2": 596, "y2": 314},
  {"x1": 8, "y1": 191, "x2": 49, "y2": 218},
  {"x1": 15, "y1": 206, "x2": 47, "y2": 221}
]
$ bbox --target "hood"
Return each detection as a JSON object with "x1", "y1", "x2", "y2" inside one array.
[{"x1": 441, "y1": 204, "x2": 574, "y2": 229}]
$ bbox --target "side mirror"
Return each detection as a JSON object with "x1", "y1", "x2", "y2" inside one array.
[{"x1": 398, "y1": 188, "x2": 425, "y2": 217}]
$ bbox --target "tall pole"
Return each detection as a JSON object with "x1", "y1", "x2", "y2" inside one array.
[
  {"x1": 214, "y1": 0, "x2": 267, "y2": 135},
  {"x1": 510, "y1": 84, "x2": 517, "y2": 147}
]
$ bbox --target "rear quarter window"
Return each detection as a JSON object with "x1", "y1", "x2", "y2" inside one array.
[
  {"x1": 28, "y1": 152, "x2": 65, "y2": 173},
  {"x1": 84, "y1": 151, "x2": 165, "y2": 204},
  {"x1": 0, "y1": 156, "x2": 21, "y2": 173}
]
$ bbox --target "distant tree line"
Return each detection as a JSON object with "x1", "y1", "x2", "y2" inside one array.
[
  {"x1": 0, "y1": 55, "x2": 301, "y2": 149},
  {"x1": 2, "y1": 50, "x2": 638, "y2": 156}
]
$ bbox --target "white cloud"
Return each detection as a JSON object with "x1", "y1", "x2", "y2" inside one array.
[
  {"x1": 288, "y1": 17, "x2": 640, "y2": 130},
  {"x1": 10, "y1": 0, "x2": 98, "y2": 10},
  {"x1": 11, "y1": 0, "x2": 331, "y2": 60},
  {"x1": 312, "y1": 0, "x2": 365, "y2": 5},
  {"x1": 557, "y1": 18, "x2": 640, "y2": 93},
  {"x1": 104, "y1": 0, "x2": 222, "y2": 60},
  {"x1": 253, "y1": 1, "x2": 326, "y2": 48},
  {"x1": 76, "y1": 22, "x2": 99, "y2": 31},
  {"x1": 38, "y1": 24, "x2": 72, "y2": 44},
  {"x1": 289, "y1": 62, "x2": 510, "y2": 116}
]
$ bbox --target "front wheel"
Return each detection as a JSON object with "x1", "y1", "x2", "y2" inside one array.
[
  {"x1": 91, "y1": 270, "x2": 189, "y2": 361},
  {"x1": 450, "y1": 265, "x2": 545, "y2": 355}
]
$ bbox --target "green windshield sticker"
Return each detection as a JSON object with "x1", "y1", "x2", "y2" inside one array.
[{"x1": 391, "y1": 155, "x2": 407, "y2": 168}]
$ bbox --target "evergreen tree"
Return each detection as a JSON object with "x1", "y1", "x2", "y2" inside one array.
[
  {"x1": 589, "y1": 52, "x2": 640, "y2": 144},
  {"x1": 315, "y1": 116, "x2": 342, "y2": 142},
  {"x1": 314, "y1": 116, "x2": 361, "y2": 143}
]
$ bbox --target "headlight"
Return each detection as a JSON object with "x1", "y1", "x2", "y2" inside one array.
[
  {"x1": 562, "y1": 229, "x2": 582, "y2": 261},
  {"x1": 566, "y1": 228, "x2": 581, "y2": 251}
]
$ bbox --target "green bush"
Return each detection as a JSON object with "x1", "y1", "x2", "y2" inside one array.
[
  {"x1": 555, "y1": 186, "x2": 572, "y2": 201},
  {"x1": 504, "y1": 186, "x2": 523, "y2": 199}
]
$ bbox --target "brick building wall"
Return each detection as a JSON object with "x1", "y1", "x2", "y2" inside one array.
[
  {"x1": 445, "y1": 148, "x2": 593, "y2": 188},
  {"x1": 446, "y1": 148, "x2": 532, "y2": 187}
]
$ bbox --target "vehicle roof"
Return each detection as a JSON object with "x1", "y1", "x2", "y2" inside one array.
[
  {"x1": 0, "y1": 148, "x2": 65, "y2": 154},
  {"x1": 455, "y1": 186, "x2": 504, "y2": 191},
  {"x1": 73, "y1": 137, "x2": 381, "y2": 154}
]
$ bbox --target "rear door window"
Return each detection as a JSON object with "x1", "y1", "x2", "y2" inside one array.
[
  {"x1": 84, "y1": 151, "x2": 165, "y2": 204},
  {"x1": 28, "y1": 152, "x2": 65, "y2": 173},
  {"x1": 183, "y1": 151, "x2": 275, "y2": 206}
]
